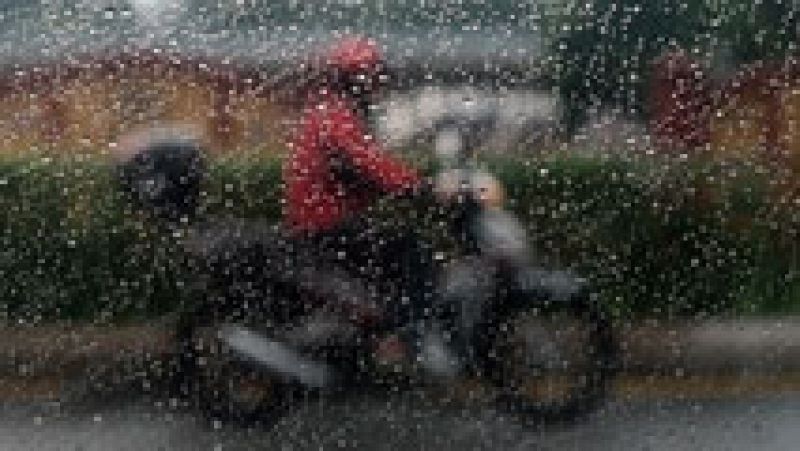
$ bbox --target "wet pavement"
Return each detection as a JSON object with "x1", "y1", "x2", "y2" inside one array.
[{"x1": 3, "y1": 391, "x2": 800, "y2": 450}]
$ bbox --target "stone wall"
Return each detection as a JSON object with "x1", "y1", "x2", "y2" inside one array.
[
  {"x1": 651, "y1": 52, "x2": 799, "y2": 166},
  {"x1": 0, "y1": 52, "x2": 293, "y2": 156}
]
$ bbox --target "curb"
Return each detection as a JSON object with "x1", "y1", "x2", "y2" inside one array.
[
  {"x1": 1, "y1": 321, "x2": 174, "y2": 381},
  {"x1": 1, "y1": 317, "x2": 799, "y2": 401},
  {"x1": 618, "y1": 318, "x2": 800, "y2": 373}
]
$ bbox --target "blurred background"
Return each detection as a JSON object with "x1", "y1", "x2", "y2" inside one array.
[
  {"x1": 0, "y1": 0, "x2": 795, "y2": 157},
  {"x1": 1, "y1": 2, "x2": 800, "y2": 449},
  {"x1": 0, "y1": 0, "x2": 797, "y2": 320}
]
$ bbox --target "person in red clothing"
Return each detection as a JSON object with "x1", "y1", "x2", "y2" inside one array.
[
  {"x1": 283, "y1": 36, "x2": 441, "y2": 368},
  {"x1": 284, "y1": 37, "x2": 424, "y2": 233}
]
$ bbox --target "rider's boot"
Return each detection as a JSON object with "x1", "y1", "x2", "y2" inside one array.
[
  {"x1": 404, "y1": 319, "x2": 466, "y2": 379},
  {"x1": 417, "y1": 325, "x2": 463, "y2": 378}
]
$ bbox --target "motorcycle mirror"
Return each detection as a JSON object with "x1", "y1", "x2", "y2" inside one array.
[{"x1": 434, "y1": 127, "x2": 463, "y2": 164}]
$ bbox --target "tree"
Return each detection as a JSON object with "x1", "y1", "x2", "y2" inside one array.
[
  {"x1": 554, "y1": 0, "x2": 798, "y2": 132},
  {"x1": 554, "y1": 0, "x2": 711, "y2": 131},
  {"x1": 711, "y1": 0, "x2": 798, "y2": 64}
]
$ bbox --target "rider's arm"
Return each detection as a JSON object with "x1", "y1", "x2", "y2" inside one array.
[{"x1": 325, "y1": 107, "x2": 422, "y2": 196}]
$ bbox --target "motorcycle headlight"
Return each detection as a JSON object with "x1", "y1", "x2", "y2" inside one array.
[{"x1": 470, "y1": 171, "x2": 505, "y2": 209}]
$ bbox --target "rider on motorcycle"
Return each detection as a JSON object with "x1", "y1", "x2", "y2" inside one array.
[
  {"x1": 284, "y1": 36, "x2": 446, "y2": 370},
  {"x1": 113, "y1": 38, "x2": 458, "y2": 375}
]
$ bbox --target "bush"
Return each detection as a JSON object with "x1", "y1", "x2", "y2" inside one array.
[
  {"x1": 0, "y1": 154, "x2": 794, "y2": 323},
  {"x1": 0, "y1": 156, "x2": 285, "y2": 323},
  {"x1": 492, "y1": 158, "x2": 776, "y2": 317}
]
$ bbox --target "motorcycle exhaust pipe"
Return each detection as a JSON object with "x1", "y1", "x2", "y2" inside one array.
[{"x1": 218, "y1": 324, "x2": 336, "y2": 388}]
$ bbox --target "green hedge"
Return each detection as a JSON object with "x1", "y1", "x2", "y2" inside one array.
[
  {"x1": 0, "y1": 156, "x2": 284, "y2": 323},
  {"x1": 493, "y1": 158, "x2": 786, "y2": 317},
  {"x1": 0, "y1": 155, "x2": 796, "y2": 323}
]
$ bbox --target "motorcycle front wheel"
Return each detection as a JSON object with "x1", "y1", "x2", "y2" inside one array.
[{"x1": 480, "y1": 292, "x2": 616, "y2": 422}]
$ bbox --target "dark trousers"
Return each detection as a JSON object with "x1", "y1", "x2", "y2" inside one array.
[{"x1": 299, "y1": 217, "x2": 436, "y2": 335}]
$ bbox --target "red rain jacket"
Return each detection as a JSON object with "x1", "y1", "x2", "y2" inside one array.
[{"x1": 283, "y1": 93, "x2": 421, "y2": 234}]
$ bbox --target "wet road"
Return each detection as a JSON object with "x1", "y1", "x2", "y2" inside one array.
[{"x1": 3, "y1": 391, "x2": 800, "y2": 451}]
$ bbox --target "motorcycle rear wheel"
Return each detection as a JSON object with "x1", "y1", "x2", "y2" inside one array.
[{"x1": 176, "y1": 311, "x2": 293, "y2": 426}]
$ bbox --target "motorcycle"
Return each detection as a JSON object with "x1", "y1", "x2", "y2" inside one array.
[{"x1": 168, "y1": 124, "x2": 617, "y2": 426}]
